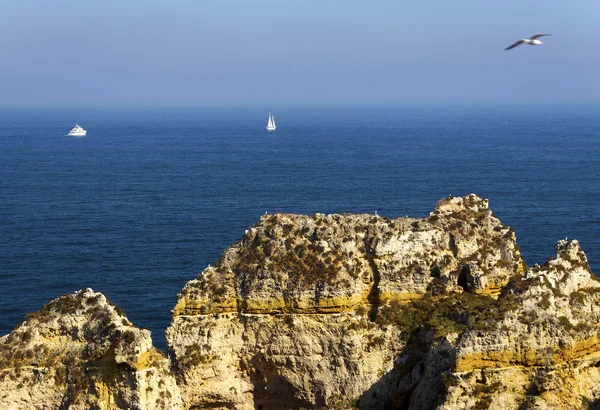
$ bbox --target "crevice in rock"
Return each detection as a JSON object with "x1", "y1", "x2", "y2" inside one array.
[
  {"x1": 457, "y1": 264, "x2": 474, "y2": 292},
  {"x1": 449, "y1": 233, "x2": 458, "y2": 257},
  {"x1": 364, "y1": 235, "x2": 381, "y2": 322},
  {"x1": 235, "y1": 267, "x2": 251, "y2": 315}
]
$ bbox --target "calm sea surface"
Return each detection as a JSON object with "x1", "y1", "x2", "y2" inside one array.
[{"x1": 1, "y1": 104, "x2": 599, "y2": 350}]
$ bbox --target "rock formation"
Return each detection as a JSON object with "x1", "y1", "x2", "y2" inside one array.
[
  {"x1": 165, "y1": 194, "x2": 533, "y2": 409},
  {"x1": 3, "y1": 194, "x2": 600, "y2": 409},
  {"x1": 0, "y1": 289, "x2": 181, "y2": 410},
  {"x1": 364, "y1": 238, "x2": 600, "y2": 409}
]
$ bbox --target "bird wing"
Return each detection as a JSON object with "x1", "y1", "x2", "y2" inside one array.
[
  {"x1": 504, "y1": 40, "x2": 525, "y2": 50},
  {"x1": 530, "y1": 34, "x2": 551, "y2": 40}
]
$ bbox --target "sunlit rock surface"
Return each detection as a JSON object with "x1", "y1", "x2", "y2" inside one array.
[
  {"x1": 0, "y1": 289, "x2": 181, "y2": 410},
  {"x1": 4, "y1": 195, "x2": 600, "y2": 409}
]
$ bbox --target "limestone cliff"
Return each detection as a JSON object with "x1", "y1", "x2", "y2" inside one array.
[
  {"x1": 172, "y1": 194, "x2": 524, "y2": 319},
  {"x1": 166, "y1": 194, "x2": 537, "y2": 409},
  {"x1": 364, "y1": 239, "x2": 600, "y2": 409},
  {"x1": 4, "y1": 194, "x2": 600, "y2": 410},
  {"x1": 0, "y1": 289, "x2": 181, "y2": 410}
]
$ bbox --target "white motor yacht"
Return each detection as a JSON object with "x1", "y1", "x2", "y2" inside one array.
[{"x1": 67, "y1": 124, "x2": 87, "y2": 137}]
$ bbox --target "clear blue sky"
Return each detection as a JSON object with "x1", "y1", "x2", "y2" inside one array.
[{"x1": 1, "y1": 0, "x2": 599, "y2": 104}]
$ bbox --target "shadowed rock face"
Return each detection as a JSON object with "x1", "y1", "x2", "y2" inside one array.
[
  {"x1": 4, "y1": 194, "x2": 600, "y2": 410},
  {"x1": 0, "y1": 289, "x2": 181, "y2": 410}
]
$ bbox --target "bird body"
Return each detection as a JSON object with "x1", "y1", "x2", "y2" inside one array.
[{"x1": 505, "y1": 34, "x2": 551, "y2": 50}]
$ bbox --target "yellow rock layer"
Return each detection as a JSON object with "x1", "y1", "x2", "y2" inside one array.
[
  {"x1": 473, "y1": 283, "x2": 505, "y2": 298},
  {"x1": 379, "y1": 292, "x2": 427, "y2": 303},
  {"x1": 174, "y1": 294, "x2": 367, "y2": 315},
  {"x1": 172, "y1": 297, "x2": 238, "y2": 316},
  {"x1": 455, "y1": 336, "x2": 600, "y2": 372},
  {"x1": 174, "y1": 291, "x2": 432, "y2": 316}
]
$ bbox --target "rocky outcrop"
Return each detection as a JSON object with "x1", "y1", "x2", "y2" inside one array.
[
  {"x1": 172, "y1": 194, "x2": 524, "y2": 319},
  {"x1": 4, "y1": 194, "x2": 600, "y2": 410},
  {"x1": 366, "y1": 239, "x2": 600, "y2": 410},
  {"x1": 167, "y1": 194, "x2": 531, "y2": 409},
  {"x1": 0, "y1": 289, "x2": 181, "y2": 410}
]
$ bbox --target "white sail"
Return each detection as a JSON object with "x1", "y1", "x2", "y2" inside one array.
[{"x1": 266, "y1": 112, "x2": 276, "y2": 131}]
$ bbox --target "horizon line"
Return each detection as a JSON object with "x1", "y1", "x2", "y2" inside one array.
[{"x1": 1, "y1": 100, "x2": 600, "y2": 108}]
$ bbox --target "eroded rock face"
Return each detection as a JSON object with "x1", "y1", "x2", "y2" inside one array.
[
  {"x1": 172, "y1": 194, "x2": 524, "y2": 318},
  {"x1": 368, "y1": 239, "x2": 600, "y2": 410},
  {"x1": 5, "y1": 194, "x2": 600, "y2": 410},
  {"x1": 0, "y1": 289, "x2": 181, "y2": 410},
  {"x1": 167, "y1": 194, "x2": 530, "y2": 409}
]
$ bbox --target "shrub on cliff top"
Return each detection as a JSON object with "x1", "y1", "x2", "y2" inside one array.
[{"x1": 235, "y1": 237, "x2": 344, "y2": 286}]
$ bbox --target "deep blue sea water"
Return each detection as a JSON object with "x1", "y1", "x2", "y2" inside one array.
[{"x1": 1, "y1": 104, "x2": 599, "y2": 350}]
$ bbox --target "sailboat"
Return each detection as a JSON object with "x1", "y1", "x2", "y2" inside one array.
[{"x1": 266, "y1": 112, "x2": 277, "y2": 131}]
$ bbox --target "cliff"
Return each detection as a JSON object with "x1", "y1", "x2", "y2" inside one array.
[
  {"x1": 368, "y1": 238, "x2": 600, "y2": 409},
  {"x1": 0, "y1": 289, "x2": 181, "y2": 410},
  {"x1": 171, "y1": 194, "x2": 524, "y2": 319},
  {"x1": 166, "y1": 194, "x2": 598, "y2": 409},
  {"x1": 3, "y1": 194, "x2": 600, "y2": 409}
]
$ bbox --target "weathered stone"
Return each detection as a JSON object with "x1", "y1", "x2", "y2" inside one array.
[
  {"x1": 4, "y1": 195, "x2": 600, "y2": 409},
  {"x1": 0, "y1": 289, "x2": 181, "y2": 410},
  {"x1": 167, "y1": 194, "x2": 533, "y2": 409}
]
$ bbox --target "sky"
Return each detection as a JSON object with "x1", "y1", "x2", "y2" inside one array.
[{"x1": 1, "y1": 0, "x2": 599, "y2": 105}]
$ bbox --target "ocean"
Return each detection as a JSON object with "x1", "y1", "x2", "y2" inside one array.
[{"x1": 1, "y1": 104, "x2": 599, "y2": 350}]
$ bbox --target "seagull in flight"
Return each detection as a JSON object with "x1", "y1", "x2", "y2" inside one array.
[{"x1": 505, "y1": 34, "x2": 551, "y2": 50}]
